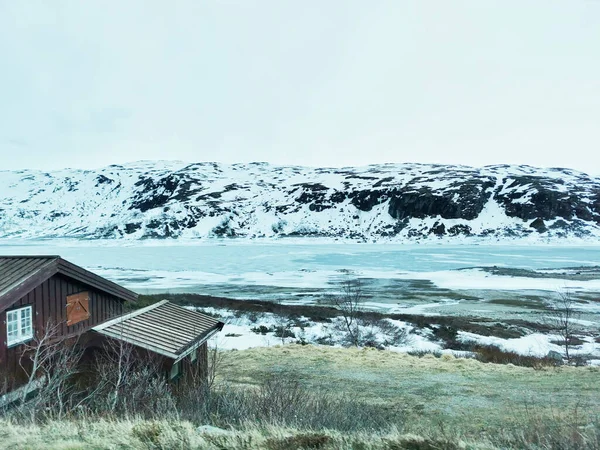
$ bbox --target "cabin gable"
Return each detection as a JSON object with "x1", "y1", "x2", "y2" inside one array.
[
  {"x1": 0, "y1": 272, "x2": 128, "y2": 387},
  {"x1": 0, "y1": 256, "x2": 137, "y2": 390}
]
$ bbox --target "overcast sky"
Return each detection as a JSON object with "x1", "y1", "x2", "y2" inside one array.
[{"x1": 1, "y1": 1, "x2": 599, "y2": 173}]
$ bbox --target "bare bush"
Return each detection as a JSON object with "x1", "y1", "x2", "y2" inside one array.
[
  {"x1": 200, "y1": 377, "x2": 404, "y2": 431},
  {"x1": 546, "y1": 289, "x2": 580, "y2": 364},
  {"x1": 90, "y1": 339, "x2": 176, "y2": 418},
  {"x1": 364, "y1": 318, "x2": 409, "y2": 347},
  {"x1": 330, "y1": 275, "x2": 364, "y2": 347},
  {"x1": 14, "y1": 320, "x2": 84, "y2": 420},
  {"x1": 407, "y1": 349, "x2": 443, "y2": 358},
  {"x1": 206, "y1": 343, "x2": 223, "y2": 390},
  {"x1": 93, "y1": 338, "x2": 137, "y2": 413},
  {"x1": 473, "y1": 344, "x2": 560, "y2": 368}
]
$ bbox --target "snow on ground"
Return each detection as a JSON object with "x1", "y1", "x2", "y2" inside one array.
[
  {"x1": 205, "y1": 308, "x2": 418, "y2": 352},
  {"x1": 458, "y1": 331, "x2": 600, "y2": 359},
  {"x1": 458, "y1": 332, "x2": 562, "y2": 357},
  {"x1": 202, "y1": 307, "x2": 600, "y2": 361},
  {"x1": 385, "y1": 300, "x2": 462, "y2": 315}
]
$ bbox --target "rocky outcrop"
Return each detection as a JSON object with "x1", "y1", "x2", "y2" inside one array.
[{"x1": 0, "y1": 161, "x2": 599, "y2": 241}]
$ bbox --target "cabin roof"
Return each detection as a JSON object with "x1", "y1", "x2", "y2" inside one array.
[
  {"x1": 0, "y1": 255, "x2": 138, "y2": 314},
  {"x1": 92, "y1": 300, "x2": 224, "y2": 361}
]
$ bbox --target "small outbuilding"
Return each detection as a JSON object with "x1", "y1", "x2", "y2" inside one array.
[
  {"x1": 92, "y1": 299, "x2": 223, "y2": 382},
  {"x1": 0, "y1": 255, "x2": 222, "y2": 395}
]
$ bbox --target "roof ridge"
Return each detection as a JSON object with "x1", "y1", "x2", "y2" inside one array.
[{"x1": 0, "y1": 255, "x2": 60, "y2": 259}]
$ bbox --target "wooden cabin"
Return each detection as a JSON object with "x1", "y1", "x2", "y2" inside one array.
[{"x1": 0, "y1": 255, "x2": 223, "y2": 396}]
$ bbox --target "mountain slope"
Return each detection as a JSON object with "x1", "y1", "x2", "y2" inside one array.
[{"x1": 1, "y1": 161, "x2": 599, "y2": 242}]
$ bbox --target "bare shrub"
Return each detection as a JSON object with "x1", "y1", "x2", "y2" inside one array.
[
  {"x1": 330, "y1": 275, "x2": 364, "y2": 347},
  {"x1": 13, "y1": 320, "x2": 84, "y2": 420},
  {"x1": 433, "y1": 325, "x2": 462, "y2": 349},
  {"x1": 330, "y1": 316, "x2": 409, "y2": 349},
  {"x1": 545, "y1": 289, "x2": 580, "y2": 364},
  {"x1": 90, "y1": 339, "x2": 176, "y2": 418},
  {"x1": 327, "y1": 274, "x2": 409, "y2": 349},
  {"x1": 200, "y1": 377, "x2": 404, "y2": 432},
  {"x1": 473, "y1": 344, "x2": 559, "y2": 368},
  {"x1": 206, "y1": 343, "x2": 223, "y2": 390},
  {"x1": 273, "y1": 300, "x2": 295, "y2": 345},
  {"x1": 407, "y1": 349, "x2": 442, "y2": 358},
  {"x1": 367, "y1": 319, "x2": 409, "y2": 347}
]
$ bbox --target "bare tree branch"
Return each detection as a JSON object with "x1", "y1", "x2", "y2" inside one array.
[
  {"x1": 546, "y1": 289, "x2": 580, "y2": 364},
  {"x1": 330, "y1": 274, "x2": 364, "y2": 347}
]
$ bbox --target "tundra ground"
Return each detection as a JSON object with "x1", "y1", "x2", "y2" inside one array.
[
  {"x1": 217, "y1": 345, "x2": 600, "y2": 433},
  {"x1": 2, "y1": 345, "x2": 600, "y2": 449}
]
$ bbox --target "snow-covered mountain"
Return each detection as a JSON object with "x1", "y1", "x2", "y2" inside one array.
[{"x1": 1, "y1": 161, "x2": 599, "y2": 242}]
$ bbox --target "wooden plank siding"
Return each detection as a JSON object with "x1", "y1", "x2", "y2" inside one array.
[
  {"x1": 0, "y1": 273, "x2": 125, "y2": 389},
  {"x1": 175, "y1": 342, "x2": 210, "y2": 386}
]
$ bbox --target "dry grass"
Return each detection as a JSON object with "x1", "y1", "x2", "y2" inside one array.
[
  {"x1": 1, "y1": 417, "x2": 598, "y2": 449},
  {"x1": 2, "y1": 345, "x2": 600, "y2": 449},
  {"x1": 218, "y1": 344, "x2": 600, "y2": 433},
  {"x1": 0, "y1": 419, "x2": 486, "y2": 449}
]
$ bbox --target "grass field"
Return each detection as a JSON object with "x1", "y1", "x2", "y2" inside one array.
[
  {"x1": 0, "y1": 418, "x2": 526, "y2": 449},
  {"x1": 218, "y1": 344, "x2": 600, "y2": 433},
  {"x1": 2, "y1": 345, "x2": 600, "y2": 449}
]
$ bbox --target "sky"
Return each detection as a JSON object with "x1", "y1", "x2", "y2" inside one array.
[{"x1": 1, "y1": 1, "x2": 599, "y2": 173}]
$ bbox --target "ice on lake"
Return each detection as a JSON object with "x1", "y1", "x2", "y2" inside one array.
[{"x1": 2, "y1": 239, "x2": 600, "y2": 317}]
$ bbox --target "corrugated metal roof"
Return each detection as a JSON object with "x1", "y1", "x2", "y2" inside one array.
[
  {"x1": 93, "y1": 300, "x2": 223, "y2": 361},
  {"x1": 0, "y1": 255, "x2": 59, "y2": 299},
  {"x1": 0, "y1": 255, "x2": 138, "y2": 314}
]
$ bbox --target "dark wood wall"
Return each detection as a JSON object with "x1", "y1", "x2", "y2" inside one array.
[
  {"x1": 180, "y1": 342, "x2": 209, "y2": 382},
  {"x1": 0, "y1": 273, "x2": 125, "y2": 388},
  {"x1": 171, "y1": 342, "x2": 210, "y2": 388}
]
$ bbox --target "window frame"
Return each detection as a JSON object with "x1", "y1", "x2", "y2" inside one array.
[{"x1": 6, "y1": 305, "x2": 34, "y2": 347}]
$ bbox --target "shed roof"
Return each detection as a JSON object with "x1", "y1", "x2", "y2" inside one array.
[
  {"x1": 92, "y1": 300, "x2": 224, "y2": 362},
  {"x1": 0, "y1": 255, "x2": 138, "y2": 314}
]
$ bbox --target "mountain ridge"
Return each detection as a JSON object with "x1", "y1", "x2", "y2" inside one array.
[{"x1": 1, "y1": 161, "x2": 599, "y2": 242}]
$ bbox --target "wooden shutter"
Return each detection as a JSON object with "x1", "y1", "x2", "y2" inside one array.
[{"x1": 66, "y1": 292, "x2": 90, "y2": 326}]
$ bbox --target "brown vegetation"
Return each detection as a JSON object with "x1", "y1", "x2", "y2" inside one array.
[{"x1": 2, "y1": 343, "x2": 600, "y2": 449}]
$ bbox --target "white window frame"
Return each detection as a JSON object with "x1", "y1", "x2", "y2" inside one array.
[{"x1": 6, "y1": 306, "x2": 34, "y2": 347}]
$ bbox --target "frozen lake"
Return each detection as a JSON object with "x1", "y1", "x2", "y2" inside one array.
[
  {"x1": 2, "y1": 240, "x2": 600, "y2": 313},
  {"x1": 5, "y1": 239, "x2": 598, "y2": 356}
]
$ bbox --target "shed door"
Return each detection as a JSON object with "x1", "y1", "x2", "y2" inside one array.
[{"x1": 66, "y1": 292, "x2": 90, "y2": 326}]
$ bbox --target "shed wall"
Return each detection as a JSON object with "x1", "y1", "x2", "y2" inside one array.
[{"x1": 178, "y1": 342, "x2": 209, "y2": 384}]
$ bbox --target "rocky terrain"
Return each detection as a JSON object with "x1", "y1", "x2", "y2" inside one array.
[{"x1": 1, "y1": 161, "x2": 599, "y2": 241}]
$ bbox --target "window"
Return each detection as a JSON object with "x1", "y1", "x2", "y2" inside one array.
[
  {"x1": 6, "y1": 306, "x2": 33, "y2": 346},
  {"x1": 190, "y1": 349, "x2": 197, "y2": 362}
]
